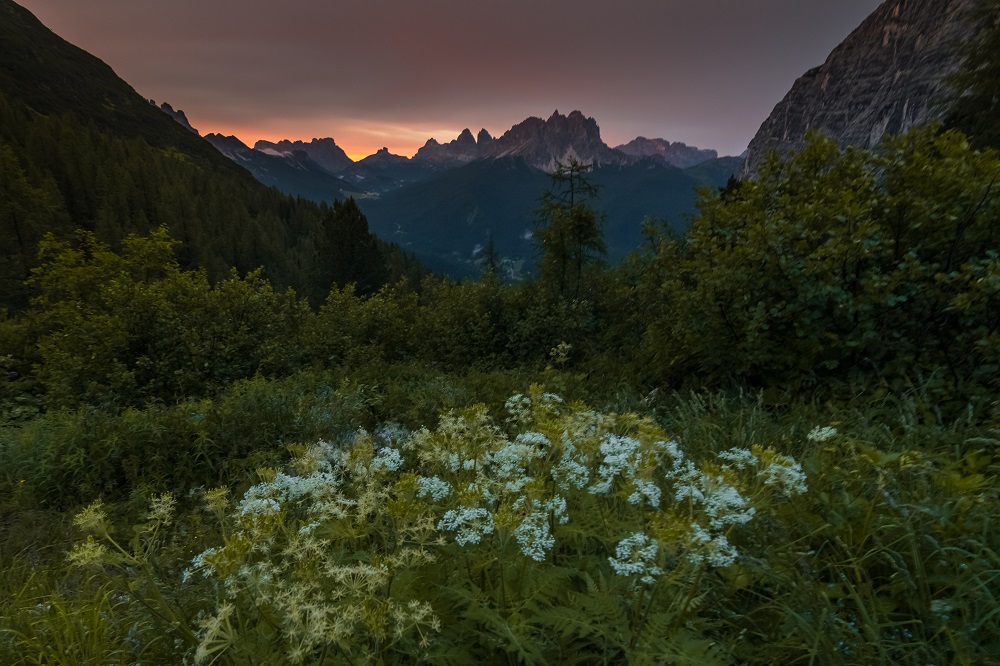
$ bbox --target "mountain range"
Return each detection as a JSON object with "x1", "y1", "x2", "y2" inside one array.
[
  {"x1": 3, "y1": 0, "x2": 983, "y2": 291},
  {"x1": 191, "y1": 109, "x2": 740, "y2": 276}
]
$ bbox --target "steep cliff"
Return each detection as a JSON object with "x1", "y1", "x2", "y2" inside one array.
[{"x1": 742, "y1": 0, "x2": 977, "y2": 177}]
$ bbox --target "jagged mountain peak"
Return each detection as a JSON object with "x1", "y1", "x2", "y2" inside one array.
[
  {"x1": 413, "y1": 127, "x2": 485, "y2": 166},
  {"x1": 253, "y1": 136, "x2": 353, "y2": 174},
  {"x1": 157, "y1": 102, "x2": 198, "y2": 134},
  {"x1": 482, "y1": 109, "x2": 624, "y2": 171},
  {"x1": 614, "y1": 137, "x2": 718, "y2": 168},
  {"x1": 204, "y1": 133, "x2": 251, "y2": 159}
]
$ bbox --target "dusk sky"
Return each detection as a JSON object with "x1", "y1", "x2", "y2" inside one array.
[{"x1": 18, "y1": 0, "x2": 883, "y2": 160}]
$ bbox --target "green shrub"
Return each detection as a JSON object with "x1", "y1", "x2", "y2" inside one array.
[{"x1": 643, "y1": 128, "x2": 1000, "y2": 415}]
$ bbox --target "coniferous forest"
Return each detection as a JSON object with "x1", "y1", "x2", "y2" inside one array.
[{"x1": 2, "y1": 0, "x2": 1000, "y2": 664}]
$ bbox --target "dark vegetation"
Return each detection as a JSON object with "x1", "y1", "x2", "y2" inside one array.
[{"x1": 2, "y1": 1, "x2": 1000, "y2": 663}]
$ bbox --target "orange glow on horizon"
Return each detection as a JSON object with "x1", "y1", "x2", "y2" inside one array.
[{"x1": 196, "y1": 120, "x2": 436, "y2": 161}]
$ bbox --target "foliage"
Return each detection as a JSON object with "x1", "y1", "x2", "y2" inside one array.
[
  {"x1": 946, "y1": 0, "x2": 1000, "y2": 150},
  {"x1": 58, "y1": 389, "x2": 815, "y2": 664},
  {"x1": 0, "y1": 88, "x2": 418, "y2": 311},
  {"x1": 27, "y1": 227, "x2": 311, "y2": 409},
  {"x1": 535, "y1": 158, "x2": 607, "y2": 298},
  {"x1": 640, "y1": 128, "x2": 1000, "y2": 414}
]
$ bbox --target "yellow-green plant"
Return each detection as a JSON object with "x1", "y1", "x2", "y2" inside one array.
[{"x1": 67, "y1": 387, "x2": 812, "y2": 664}]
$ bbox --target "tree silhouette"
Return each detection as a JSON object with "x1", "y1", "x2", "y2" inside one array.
[{"x1": 534, "y1": 158, "x2": 606, "y2": 297}]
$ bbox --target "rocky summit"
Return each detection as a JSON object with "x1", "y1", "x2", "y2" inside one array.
[
  {"x1": 481, "y1": 110, "x2": 627, "y2": 172},
  {"x1": 742, "y1": 0, "x2": 977, "y2": 177},
  {"x1": 413, "y1": 127, "x2": 493, "y2": 167},
  {"x1": 615, "y1": 137, "x2": 718, "y2": 169},
  {"x1": 253, "y1": 137, "x2": 354, "y2": 174}
]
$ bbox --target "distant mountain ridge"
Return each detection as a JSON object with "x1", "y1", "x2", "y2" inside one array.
[
  {"x1": 254, "y1": 137, "x2": 354, "y2": 174},
  {"x1": 614, "y1": 137, "x2": 718, "y2": 169},
  {"x1": 157, "y1": 102, "x2": 198, "y2": 134},
  {"x1": 240, "y1": 110, "x2": 723, "y2": 178},
  {"x1": 742, "y1": 0, "x2": 978, "y2": 177},
  {"x1": 204, "y1": 133, "x2": 357, "y2": 203}
]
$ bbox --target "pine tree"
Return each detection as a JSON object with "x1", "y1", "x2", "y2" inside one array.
[{"x1": 534, "y1": 158, "x2": 606, "y2": 298}]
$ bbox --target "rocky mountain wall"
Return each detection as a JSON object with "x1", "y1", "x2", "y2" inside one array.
[{"x1": 742, "y1": 0, "x2": 977, "y2": 178}]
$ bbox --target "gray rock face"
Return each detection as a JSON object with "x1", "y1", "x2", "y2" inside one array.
[
  {"x1": 615, "y1": 137, "x2": 717, "y2": 168},
  {"x1": 742, "y1": 0, "x2": 977, "y2": 178},
  {"x1": 482, "y1": 110, "x2": 628, "y2": 171},
  {"x1": 253, "y1": 137, "x2": 354, "y2": 174},
  {"x1": 158, "y1": 102, "x2": 198, "y2": 134},
  {"x1": 413, "y1": 127, "x2": 493, "y2": 166},
  {"x1": 203, "y1": 133, "x2": 251, "y2": 160}
]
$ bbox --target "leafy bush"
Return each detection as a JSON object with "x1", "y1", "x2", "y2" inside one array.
[
  {"x1": 65, "y1": 388, "x2": 815, "y2": 664},
  {"x1": 641, "y1": 128, "x2": 1000, "y2": 414},
  {"x1": 28, "y1": 227, "x2": 311, "y2": 409}
]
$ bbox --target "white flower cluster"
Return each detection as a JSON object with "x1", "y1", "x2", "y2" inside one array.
[
  {"x1": 552, "y1": 438, "x2": 590, "y2": 490},
  {"x1": 512, "y1": 496, "x2": 568, "y2": 562},
  {"x1": 485, "y1": 435, "x2": 548, "y2": 492},
  {"x1": 370, "y1": 447, "x2": 405, "y2": 473},
  {"x1": 239, "y1": 498, "x2": 282, "y2": 518},
  {"x1": 717, "y1": 447, "x2": 758, "y2": 470},
  {"x1": 437, "y1": 506, "x2": 495, "y2": 546},
  {"x1": 448, "y1": 453, "x2": 479, "y2": 473},
  {"x1": 807, "y1": 425, "x2": 838, "y2": 443},
  {"x1": 608, "y1": 532, "x2": 663, "y2": 585},
  {"x1": 687, "y1": 522, "x2": 739, "y2": 568},
  {"x1": 376, "y1": 422, "x2": 409, "y2": 445},
  {"x1": 184, "y1": 546, "x2": 220, "y2": 582},
  {"x1": 416, "y1": 476, "x2": 453, "y2": 502},
  {"x1": 759, "y1": 456, "x2": 809, "y2": 497},
  {"x1": 505, "y1": 393, "x2": 532, "y2": 423},
  {"x1": 590, "y1": 435, "x2": 666, "y2": 508},
  {"x1": 673, "y1": 461, "x2": 756, "y2": 530}
]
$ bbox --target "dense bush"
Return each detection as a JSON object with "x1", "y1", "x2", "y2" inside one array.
[{"x1": 640, "y1": 128, "x2": 1000, "y2": 414}]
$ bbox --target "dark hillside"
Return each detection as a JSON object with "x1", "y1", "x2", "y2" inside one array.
[{"x1": 0, "y1": 0, "x2": 418, "y2": 308}]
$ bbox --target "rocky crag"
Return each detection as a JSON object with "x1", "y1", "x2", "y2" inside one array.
[
  {"x1": 742, "y1": 0, "x2": 977, "y2": 177},
  {"x1": 254, "y1": 137, "x2": 354, "y2": 174},
  {"x1": 614, "y1": 137, "x2": 718, "y2": 168}
]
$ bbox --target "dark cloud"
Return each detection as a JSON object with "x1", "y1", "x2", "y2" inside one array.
[{"x1": 18, "y1": 0, "x2": 883, "y2": 157}]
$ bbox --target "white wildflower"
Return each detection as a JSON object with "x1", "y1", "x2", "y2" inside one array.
[
  {"x1": 239, "y1": 498, "x2": 281, "y2": 518},
  {"x1": 512, "y1": 496, "x2": 567, "y2": 561},
  {"x1": 437, "y1": 507, "x2": 495, "y2": 546},
  {"x1": 73, "y1": 500, "x2": 109, "y2": 535},
  {"x1": 514, "y1": 512, "x2": 554, "y2": 562},
  {"x1": 515, "y1": 431, "x2": 551, "y2": 448},
  {"x1": 609, "y1": 532, "x2": 663, "y2": 585},
  {"x1": 673, "y1": 462, "x2": 755, "y2": 528},
  {"x1": 376, "y1": 423, "x2": 409, "y2": 445},
  {"x1": 687, "y1": 522, "x2": 739, "y2": 568},
  {"x1": 67, "y1": 536, "x2": 111, "y2": 567},
  {"x1": 505, "y1": 393, "x2": 532, "y2": 423},
  {"x1": 370, "y1": 447, "x2": 404, "y2": 473},
  {"x1": 656, "y1": 440, "x2": 685, "y2": 473},
  {"x1": 628, "y1": 478, "x2": 662, "y2": 508},
  {"x1": 717, "y1": 447, "x2": 758, "y2": 471},
  {"x1": 553, "y1": 439, "x2": 590, "y2": 490},
  {"x1": 188, "y1": 546, "x2": 220, "y2": 580},
  {"x1": 589, "y1": 434, "x2": 643, "y2": 495},
  {"x1": 759, "y1": 458, "x2": 808, "y2": 497},
  {"x1": 416, "y1": 476, "x2": 453, "y2": 502}
]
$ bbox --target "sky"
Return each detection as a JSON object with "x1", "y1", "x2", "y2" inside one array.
[{"x1": 18, "y1": 0, "x2": 884, "y2": 160}]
